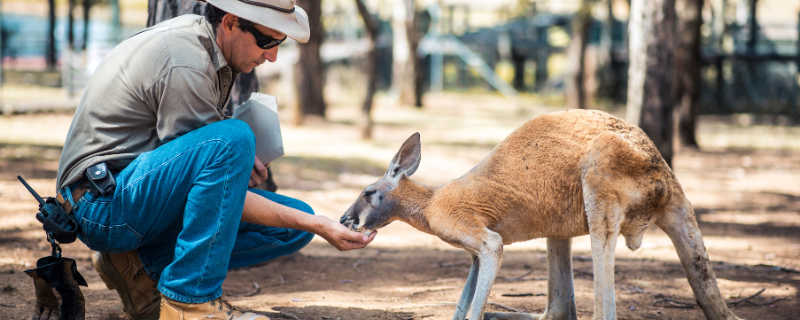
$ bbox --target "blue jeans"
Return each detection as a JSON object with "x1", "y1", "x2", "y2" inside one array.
[{"x1": 67, "y1": 120, "x2": 314, "y2": 303}]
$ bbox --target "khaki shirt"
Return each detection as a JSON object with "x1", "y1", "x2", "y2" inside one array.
[{"x1": 56, "y1": 14, "x2": 239, "y2": 191}]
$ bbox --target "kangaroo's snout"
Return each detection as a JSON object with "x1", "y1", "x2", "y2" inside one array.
[
  {"x1": 339, "y1": 196, "x2": 381, "y2": 236},
  {"x1": 339, "y1": 207, "x2": 360, "y2": 231}
]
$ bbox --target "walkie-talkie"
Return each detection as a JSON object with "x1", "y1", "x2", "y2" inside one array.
[{"x1": 17, "y1": 176, "x2": 79, "y2": 244}]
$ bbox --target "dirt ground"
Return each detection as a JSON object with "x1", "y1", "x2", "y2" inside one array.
[{"x1": 1, "y1": 94, "x2": 799, "y2": 320}]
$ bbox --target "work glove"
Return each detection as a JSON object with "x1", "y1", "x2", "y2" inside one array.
[{"x1": 25, "y1": 257, "x2": 88, "y2": 320}]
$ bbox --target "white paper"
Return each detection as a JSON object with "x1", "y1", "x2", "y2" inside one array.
[{"x1": 232, "y1": 93, "x2": 284, "y2": 164}]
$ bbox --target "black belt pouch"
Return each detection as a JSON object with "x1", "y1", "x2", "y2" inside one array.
[{"x1": 86, "y1": 162, "x2": 116, "y2": 196}]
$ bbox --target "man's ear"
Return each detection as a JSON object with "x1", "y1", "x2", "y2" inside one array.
[{"x1": 220, "y1": 13, "x2": 237, "y2": 34}]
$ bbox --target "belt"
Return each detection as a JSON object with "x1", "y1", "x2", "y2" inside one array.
[{"x1": 55, "y1": 180, "x2": 92, "y2": 214}]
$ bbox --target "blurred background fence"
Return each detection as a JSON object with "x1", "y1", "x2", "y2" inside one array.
[{"x1": 1, "y1": 0, "x2": 799, "y2": 122}]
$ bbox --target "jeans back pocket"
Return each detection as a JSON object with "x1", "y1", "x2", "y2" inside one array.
[{"x1": 80, "y1": 218, "x2": 143, "y2": 253}]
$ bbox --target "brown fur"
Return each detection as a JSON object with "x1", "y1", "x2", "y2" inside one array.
[
  {"x1": 340, "y1": 109, "x2": 742, "y2": 320},
  {"x1": 400, "y1": 110, "x2": 670, "y2": 247}
]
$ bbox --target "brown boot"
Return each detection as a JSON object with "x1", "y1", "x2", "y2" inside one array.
[
  {"x1": 160, "y1": 295, "x2": 269, "y2": 320},
  {"x1": 93, "y1": 251, "x2": 160, "y2": 320}
]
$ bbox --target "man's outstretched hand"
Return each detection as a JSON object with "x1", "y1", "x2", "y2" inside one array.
[{"x1": 316, "y1": 216, "x2": 377, "y2": 251}]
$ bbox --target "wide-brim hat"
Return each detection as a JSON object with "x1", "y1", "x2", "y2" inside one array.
[{"x1": 202, "y1": 0, "x2": 310, "y2": 43}]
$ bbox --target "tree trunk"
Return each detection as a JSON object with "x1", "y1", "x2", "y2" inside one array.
[
  {"x1": 147, "y1": 0, "x2": 205, "y2": 27},
  {"x1": 535, "y1": 26, "x2": 549, "y2": 91},
  {"x1": 595, "y1": 0, "x2": 618, "y2": 101},
  {"x1": 355, "y1": 0, "x2": 379, "y2": 140},
  {"x1": 745, "y1": 0, "x2": 758, "y2": 95},
  {"x1": 401, "y1": 0, "x2": 423, "y2": 108},
  {"x1": 626, "y1": 0, "x2": 676, "y2": 167},
  {"x1": 46, "y1": 0, "x2": 57, "y2": 70},
  {"x1": 674, "y1": 0, "x2": 703, "y2": 148},
  {"x1": 293, "y1": 0, "x2": 326, "y2": 123},
  {"x1": 747, "y1": 0, "x2": 758, "y2": 54},
  {"x1": 565, "y1": 0, "x2": 593, "y2": 109},
  {"x1": 512, "y1": 53, "x2": 526, "y2": 91},
  {"x1": 82, "y1": 0, "x2": 94, "y2": 51},
  {"x1": 68, "y1": 0, "x2": 76, "y2": 49}
]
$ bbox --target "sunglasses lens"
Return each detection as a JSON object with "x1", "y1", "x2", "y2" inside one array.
[
  {"x1": 246, "y1": 24, "x2": 285, "y2": 49},
  {"x1": 258, "y1": 38, "x2": 280, "y2": 49}
]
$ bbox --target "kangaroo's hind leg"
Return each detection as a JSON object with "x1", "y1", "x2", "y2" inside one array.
[
  {"x1": 580, "y1": 131, "x2": 648, "y2": 320},
  {"x1": 583, "y1": 190, "x2": 623, "y2": 320},
  {"x1": 656, "y1": 199, "x2": 743, "y2": 320},
  {"x1": 484, "y1": 238, "x2": 577, "y2": 320}
]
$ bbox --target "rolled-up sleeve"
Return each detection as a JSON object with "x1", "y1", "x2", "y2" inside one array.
[{"x1": 152, "y1": 66, "x2": 223, "y2": 143}]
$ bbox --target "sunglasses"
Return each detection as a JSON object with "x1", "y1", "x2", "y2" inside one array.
[{"x1": 241, "y1": 23, "x2": 287, "y2": 49}]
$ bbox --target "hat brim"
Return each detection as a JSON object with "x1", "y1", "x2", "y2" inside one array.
[{"x1": 204, "y1": 0, "x2": 310, "y2": 43}]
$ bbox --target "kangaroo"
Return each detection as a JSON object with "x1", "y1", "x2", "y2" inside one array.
[{"x1": 340, "y1": 109, "x2": 743, "y2": 320}]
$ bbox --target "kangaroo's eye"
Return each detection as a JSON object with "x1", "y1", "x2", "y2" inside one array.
[{"x1": 364, "y1": 190, "x2": 376, "y2": 197}]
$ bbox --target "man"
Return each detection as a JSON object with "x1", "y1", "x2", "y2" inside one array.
[
  {"x1": 146, "y1": 0, "x2": 281, "y2": 194},
  {"x1": 54, "y1": 0, "x2": 377, "y2": 319}
]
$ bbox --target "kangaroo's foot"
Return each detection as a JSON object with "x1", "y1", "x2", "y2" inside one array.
[
  {"x1": 484, "y1": 311, "x2": 576, "y2": 320},
  {"x1": 484, "y1": 312, "x2": 542, "y2": 320}
]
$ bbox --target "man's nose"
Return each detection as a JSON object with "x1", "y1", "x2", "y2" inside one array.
[{"x1": 263, "y1": 47, "x2": 278, "y2": 63}]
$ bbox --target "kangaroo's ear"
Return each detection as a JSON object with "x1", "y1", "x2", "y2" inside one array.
[{"x1": 387, "y1": 132, "x2": 422, "y2": 178}]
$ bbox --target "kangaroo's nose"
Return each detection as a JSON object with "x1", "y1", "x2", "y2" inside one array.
[{"x1": 340, "y1": 214, "x2": 358, "y2": 227}]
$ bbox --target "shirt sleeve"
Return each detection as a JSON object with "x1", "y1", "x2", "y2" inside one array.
[{"x1": 151, "y1": 66, "x2": 224, "y2": 143}]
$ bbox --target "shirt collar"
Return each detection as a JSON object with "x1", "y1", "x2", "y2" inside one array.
[{"x1": 202, "y1": 17, "x2": 230, "y2": 72}]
